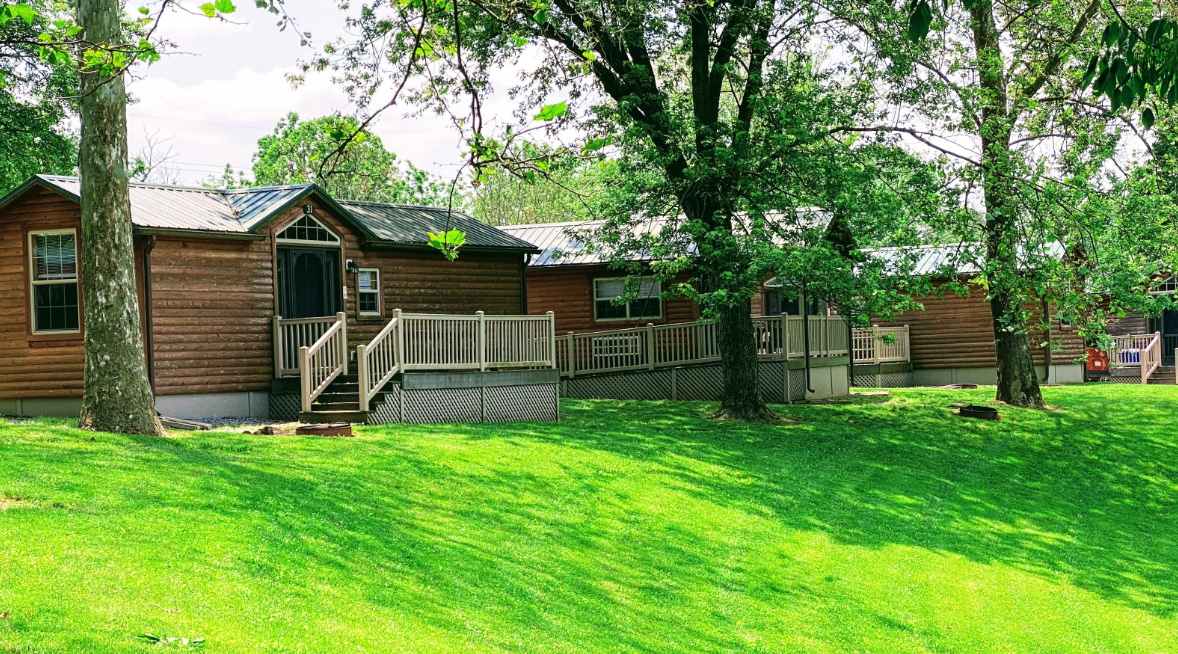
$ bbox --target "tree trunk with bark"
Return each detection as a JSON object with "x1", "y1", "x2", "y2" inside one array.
[
  {"x1": 970, "y1": 0, "x2": 1045, "y2": 408},
  {"x1": 75, "y1": 0, "x2": 165, "y2": 435},
  {"x1": 683, "y1": 194, "x2": 775, "y2": 421}
]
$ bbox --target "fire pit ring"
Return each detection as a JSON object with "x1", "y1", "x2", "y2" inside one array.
[
  {"x1": 296, "y1": 423, "x2": 354, "y2": 437},
  {"x1": 958, "y1": 405, "x2": 1000, "y2": 421}
]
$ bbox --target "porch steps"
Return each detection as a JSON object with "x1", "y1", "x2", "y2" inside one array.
[
  {"x1": 298, "y1": 374, "x2": 394, "y2": 423},
  {"x1": 1148, "y1": 366, "x2": 1176, "y2": 384}
]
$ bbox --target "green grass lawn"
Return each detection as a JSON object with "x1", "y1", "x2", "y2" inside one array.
[{"x1": 1, "y1": 385, "x2": 1176, "y2": 653}]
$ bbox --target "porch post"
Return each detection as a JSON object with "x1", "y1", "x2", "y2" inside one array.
[
  {"x1": 646, "y1": 323, "x2": 656, "y2": 370},
  {"x1": 273, "y1": 315, "x2": 283, "y2": 378},
  {"x1": 566, "y1": 332, "x2": 576, "y2": 378},
  {"x1": 476, "y1": 311, "x2": 486, "y2": 372},
  {"x1": 357, "y1": 344, "x2": 369, "y2": 412},
  {"x1": 546, "y1": 311, "x2": 556, "y2": 368},
  {"x1": 337, "y1": 312, "x2": 348, "y2": 376},
  {"x1": 393, "y1": 308, "x2": 405, "y2": 370},
  {"x1": 299, "y1": 346, "x2": 312, "y2": 413}
]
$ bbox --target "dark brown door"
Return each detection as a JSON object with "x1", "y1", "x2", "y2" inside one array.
[{"x1": 277, "y1": 246, "x2": 342, "y2": 319}]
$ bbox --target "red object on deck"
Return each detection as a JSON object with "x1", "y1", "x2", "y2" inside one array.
[{"x1": 1086, "y1": 347, "x2": 1110, "y2": 373}]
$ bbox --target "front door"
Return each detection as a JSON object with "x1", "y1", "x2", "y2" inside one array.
[
  {"x1": 1150, "y1": 309, "x2": 1178, "y2": 366},
  {"x1": 277, "y1": 246, "x2": 342, "y2": 319}
]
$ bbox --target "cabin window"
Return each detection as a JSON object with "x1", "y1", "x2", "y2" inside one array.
[
  {"x1": 29, "y1": 230, "x2": 80, "y2": 334},
  {"x1": 276, "y1": 215, "x2": 341, "y2": 246},
  {"x1": 357, "y1": 268, "x2": 380, "y2": 316},
  {"x1": 593, "y1": 276, "x2": 661, "y2": 321},
  {"x1": 1151, "y1": 276, "x2": 1177, "y2": 295}
]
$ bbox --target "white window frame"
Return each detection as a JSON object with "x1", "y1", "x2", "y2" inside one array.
[
  {"x1": 357, "y1": 268, "x2": 381, "y2": 317},
  {"x1": 592, "y1": 276, "x2": 662, "y2": 322},
  {"x1": 1150, "y1": 275, "x2": 1177, "y2": 295},
  {"x1": 28, "y1": 228, "x2": 81, "y2": 335},
  {"x1": 275, "y1": 214, "x2": 341, "y2": 247}
]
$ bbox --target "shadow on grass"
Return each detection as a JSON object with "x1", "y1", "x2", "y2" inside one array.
[{"x1": 6, "y1": 386, "x2": 1174, "y2": 651}]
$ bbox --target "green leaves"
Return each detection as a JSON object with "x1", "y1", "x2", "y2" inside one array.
[
  {"x1": 198, "y1": 0, "x2": 236, "y2": 18},
  {"x1": 534, "y1": 101, "x2": 568, "y2": 121},
  {"x1": 428, "y1": 229, "x2": 467, "y2": 261},
  {"x1": 0, "y1": 3, "x2": 36, "y2": 26},
  {"x1": 1085, "y1": 17, "x2": 1178, "y2": 126},
  {"x1": 905, "y1": 0, "x2": 932, "y2": 41}
]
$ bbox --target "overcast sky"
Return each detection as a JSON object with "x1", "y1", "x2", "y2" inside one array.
[{"x1": 126, "y1": 1, "x2": 480, "y2": 185}]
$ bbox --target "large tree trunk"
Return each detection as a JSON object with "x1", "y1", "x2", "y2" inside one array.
[
  {"x1": 76, "y1": 0, "x2": 164, "y2": 435},
  {"x1": 684, "y1": 195, "x2": 775, "y2": 421},
  {"x1": 970, "y1": 0, "x2": 1045, "y2": 408}
]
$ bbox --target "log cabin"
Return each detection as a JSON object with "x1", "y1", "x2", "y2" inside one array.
[
  {"x1": 0, "y1": 175, "x2": 541, "y2": 421},
  {"x1": 500, "y1": 221, "x2": 1093, "y2": 388},
  {"x1": 500, "y1": 220, "x2": 854, "y2": 400}
]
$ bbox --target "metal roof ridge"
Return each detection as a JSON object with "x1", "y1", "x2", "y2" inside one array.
[{"x1": 500, "y1": 219, "x2": 604, "y2": 230}]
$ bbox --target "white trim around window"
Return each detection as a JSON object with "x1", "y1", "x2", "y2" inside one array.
[
  {"x1": 357, "y1": 268, "x2": 381, "y2": 317},
  {"x1": 275, "y1": 214, "x2": 342, "y2": 247},
  {"x1": 28, "y1": 228, "x2": 81, "y2": 335},
  {"x1": 592, "y1": 276, "x2": 662, "y2": 322}
]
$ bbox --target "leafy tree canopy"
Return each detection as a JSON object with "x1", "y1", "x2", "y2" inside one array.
[
  {"x1": 0, "y1": 0, "x2": 77, "y2": 192},
  {"x1": 249, "y1": 112, "x2": 459, "y2": 207}
]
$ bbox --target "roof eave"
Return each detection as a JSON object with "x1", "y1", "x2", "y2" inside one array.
[{"x1": 0, "y1": 175, "x2": 80, "y2": 215}]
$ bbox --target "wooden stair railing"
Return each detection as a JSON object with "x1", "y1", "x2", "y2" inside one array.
[
  {"x1": 356, "y1": 309, "x2": 403, "y2": 412},
  {"x1": 298, "y1": 312, "x2": 348, "y2": 413},
  {"x1": 1110, "y1": 332, "x2": 1163, "y2": 384}
]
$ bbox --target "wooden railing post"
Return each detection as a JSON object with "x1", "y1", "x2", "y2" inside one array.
[
  {"x1": 273, "y1": 315, "x2": 283, "y2": 378},
  {"x1": 566, "y1": 332, "x2": 576, "y2": 378},
  {"x1": 336, "y1": 312, "x2": 348, "y2": 376},
  {"x1": 476, "y1": 310, "x2": 486, "y2": 372},
  {"x1": 393, "y1": 308, "x2": 404, "y2": 368},
  {"x1": 546, "y1": 311, "x2": 556, "y2": 368},
  {"x1": 357, "y1": 343, "x2": 369, "y2": 412},
  {"x1": 871, "y1": 325, "x2": 880, "y2": 365},
  {"x1": 299, "y1": 346, "x2": 311, "y2": 413},
  {"x1": 903, "y1": 324, "x2": 910, "y2": 362},
  {"x1": 646, "y1": 323, "x2": 656, "y2": 369}
]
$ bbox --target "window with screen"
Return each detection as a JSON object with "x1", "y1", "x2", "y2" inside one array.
[
  {"x1": 29, "y1": 230, "x2": 79, "y2": 333},
  {"x1": 593, "y1": 276, "x2": 661, "y2": 321},
  {"x1": 276, "y1": 215, "x2": 340, "y2": 245},
  {"x1": 357, "y1": 268, "x2": 380, "y2": 316}
]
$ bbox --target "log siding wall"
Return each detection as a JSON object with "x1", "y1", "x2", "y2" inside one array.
[
  {"x1": 0, "y1": 188, "x2": 527, "y2": 400},
  {"x1": 0, "y1": 188, "x2": 86, "y2": 399},
  {"x1": 524, "y1": 266, "x2": 698, "y2": 333},
  {"x1": 873, "y1": 281, "x2": 1086, "y2": 369}
]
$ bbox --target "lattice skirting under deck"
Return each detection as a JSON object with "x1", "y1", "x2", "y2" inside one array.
[
  {"x1": 852, "y1": 371, "x2": 915, "y2": 388},
  {"x1": 561, "y1": 362, "x2": 810, "y2": 403},
  {"x1": 269, "y1": 393, "x2": 301, "y2": 422}
]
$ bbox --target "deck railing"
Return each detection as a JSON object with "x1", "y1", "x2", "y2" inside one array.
[
  {"x1": 557, "y1": 315, "x2": 850, "y2": 378},
  {"x1": 356, "y1": 309, "x2": 403, "y2": 412},
  {"x1": 397, "y1": 311, "x2": 557, "y2": 372},
  {"x1": 1111, "y1": 332, "x2": 1162, "y2": 384},
  {"x1": 274, "y1": 315, "x2": 340, "y2": 377},
  {"x1": 852, "y1": 326, "x2": 911, "y2": 364},
  {"x1": 298, "y1": 312, "x2": 348, "y2": 412}
]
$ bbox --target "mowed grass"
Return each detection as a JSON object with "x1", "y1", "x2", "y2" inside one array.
[{"x1": 1, "y1": 386, "x2": 1176, "y2": 653}]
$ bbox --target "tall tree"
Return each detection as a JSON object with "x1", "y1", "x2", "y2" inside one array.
[
  {"x1": 310, "y1": 0, "x2": 940, "y2": 419},
  {"x1": 74, "y1": 0, "x2": 162, "y2": 434},
  {"x1": 472, "y1": 156, "x2": 619, "y2": 226},
  {"x1": 831, "y1": 0, "x2": 1131, "y2": 406},
  {"x1": 251, "y1": 112, "x2": 457, "y2": 206}
]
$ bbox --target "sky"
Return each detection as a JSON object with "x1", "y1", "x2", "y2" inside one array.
[{"x1": 126, "y1": 1, "x2": 479, "y2": 185}]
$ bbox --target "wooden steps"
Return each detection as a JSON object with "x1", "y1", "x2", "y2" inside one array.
[
  {"x1": 1148, "y1": 366, "x2": 1175, "y2": 384},
  {"x1": 298, "y1": 374, "x2": 395, "y2": 423}
]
